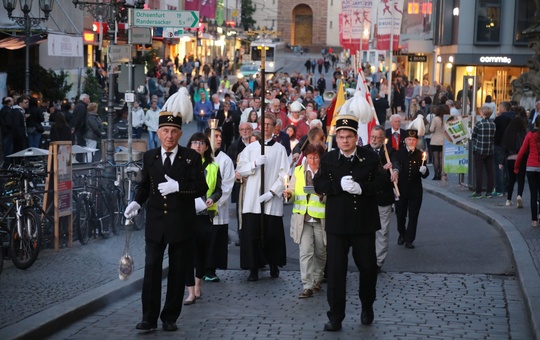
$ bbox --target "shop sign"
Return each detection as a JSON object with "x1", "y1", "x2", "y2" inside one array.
[
  {"x1": 479, "y1": 56, "x2": 512, "y2": 64},
  {"x1": 408, "y1": 55, "x2": 427, "y2": 62}
]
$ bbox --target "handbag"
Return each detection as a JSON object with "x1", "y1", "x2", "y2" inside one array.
[{"x1": 36, "y1": 123, "x2": 45, "y2": 133}]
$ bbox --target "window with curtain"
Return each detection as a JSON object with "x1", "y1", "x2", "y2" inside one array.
[
  {"x1": 474, "y1": 0, "x2": 501, "y2": 45},
  {"x1": 514, "y1": 0, "x2": 535, "y2": 45}
]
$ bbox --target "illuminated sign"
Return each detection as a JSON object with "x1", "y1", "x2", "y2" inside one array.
[
  {"x1": 408, "y1": 55, "x2": 427, "y2": 62},
  {"x1": 479, "y1": 56, "x2": 512, "y2": 64},
  {"x1": 83, "y1": 31, "x2": 95, "y2": 42},
  {"x1": 408, "y1": 2, "x2": 432, "y2": 14}
]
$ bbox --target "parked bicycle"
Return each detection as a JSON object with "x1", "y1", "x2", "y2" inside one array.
[
  {"x1": 0, "y1": 169, "x2": 43, "y2": 271},
  {"x1": 73, "y1": 172, "x2": 115, "y2": 244},
  {"x1": 108, "y1": 161, "x2": 145, "y2": 232}
]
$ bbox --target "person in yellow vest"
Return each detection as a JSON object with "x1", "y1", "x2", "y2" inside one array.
[
  {"x1": 284, "y1": 142, "x2": 327, "y2": 298},
  {"x1": 184, "y1": 132, "x2": 222, "y2": 305}
]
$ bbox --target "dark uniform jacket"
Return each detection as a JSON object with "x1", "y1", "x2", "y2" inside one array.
[
  {"x1": 364, "y1": 144, "x2": 395, "y2": 206},
  {"x1": 135, "y1": 146, "x2": 208, "y2": 243},
  {"x1": 385, "y1": 128, "x2": 406, "y2": 150},
  {"x1": 392, "y1": 147, "x2": 429, "y2": 198},
  {"x1": 314, "y1": 146, "x2": 385, "y2": 235}
]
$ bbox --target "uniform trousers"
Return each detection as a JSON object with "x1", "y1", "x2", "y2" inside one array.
[
  {"x1": 299, "y1": 220, "x2": 326, "y2": 290},
  {"x1": 376, "y1": 205, "x2": 392, "y2": 267},
  {"x1": 395, "y1": 195, "x2": 423, "y2": 243},
  {"x1": 142, "y1": 237, "x2": 192, "y2": 324},
  {"x1": 326, "y1": 232, "x2": 377, "y2": 323}
]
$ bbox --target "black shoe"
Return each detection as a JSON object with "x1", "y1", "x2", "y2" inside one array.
[
  {"x1": 135, "y1": 321, "x2": 157, "y2": 330},
  {"x1": 247, "y1": 270, "x2": 258, "y2": 281},
  {"x1": 162, "y1": 321, "x2": 178, "y2": 332},
  {"x1": 405, "y1": 242, "x2": 415, "y2": 249},
  {"x1": 361, "y1": 307, "x2": 374, "y2": 325},
  {"x1": 270, "y1": 264, "x2": 280, "y2": 278},
  {"x1": 323, "y1": 321, "x2": 342, "y2": 331},
  {"x1": 397, "y1": 236, "x2": 405, "y2": 245}
]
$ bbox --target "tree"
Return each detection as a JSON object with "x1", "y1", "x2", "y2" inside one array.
[
  {"x1": 6, "y1": 64, "x2": 72, "y2": 101},
  {"x1": 82, "y1": 68, "x2": 104, "y2": 103},
  {"x1": 241, "y1": 0, "x2": 256, "y2": 31}
]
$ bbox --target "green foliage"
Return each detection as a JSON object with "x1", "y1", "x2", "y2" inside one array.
[
  {"x1": 241, "y1": 0, "x2": 256, "y2": 31},
  {"x1": 138, "y1": 48, "x2": 159, "y2": 73},
  {"x1": 6, "y1": 64, "x2": 72, "y2": 101},
  {"x1": 82, "y1": 68, "x2": 104, "y2": 103}
]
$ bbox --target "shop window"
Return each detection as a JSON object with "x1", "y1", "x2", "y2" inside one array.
[
  {"x1": 514, "y1": 0, "x2": 535, "y2": 46},
  {"x1": 474, "y1": 0, "x2": 501, "y2": 45}
]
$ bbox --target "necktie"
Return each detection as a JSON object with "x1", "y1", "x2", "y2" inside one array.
[
  {"x1": 393, "y1": 132, "x2": 399, "y2": 150},
  {"x1": 164, "y1": 152, "x2": 172, "y2": 175}
]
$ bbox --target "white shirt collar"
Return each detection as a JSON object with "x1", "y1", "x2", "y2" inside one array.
[{"x1": 161, "y1": 146, "x2": 179, "y2": 162}]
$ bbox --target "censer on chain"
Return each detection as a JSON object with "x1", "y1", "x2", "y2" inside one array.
[{"x1": 118, "y1": 218, "x2": 134, "y2": 280}]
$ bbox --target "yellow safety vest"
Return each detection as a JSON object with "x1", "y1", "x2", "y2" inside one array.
[
  {"x1": 204, "y1": 161, "x2": 219, "y2": 213},
  {"x1": 292, "y1": 165, "x2": 325, "y2": 218}
]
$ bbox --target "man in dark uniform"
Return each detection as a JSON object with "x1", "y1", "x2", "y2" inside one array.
[
  {"x1": 314, "y1": 115, "x2": 385, "y2": 331},
  {"x1": 392, "y1": 129, "x2": 429, "y2": 249},
  {"x1": 124, "y1": 111, "x2": 207, "y2": 332},
  {"x1": 364, "y1": 125, "x2": 397, "y2": 272}
]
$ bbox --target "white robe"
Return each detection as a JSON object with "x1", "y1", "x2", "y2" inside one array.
[
  {"x1": 213, "y1": 151, "x2": 235, "y2": 225},
  {"x1": 236, "y1": 141, "x2": 289, "y2": 216}
]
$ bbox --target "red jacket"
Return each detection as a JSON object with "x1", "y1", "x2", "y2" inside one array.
[{"x1": 515, "y1": 131, "x2": 540, "y2": 173}]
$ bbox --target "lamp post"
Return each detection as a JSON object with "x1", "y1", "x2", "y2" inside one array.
[
  {"x1": 3, "y1": 0, "x2": 55, "y2": 96},
  {"x1": 72, "y1": 0, "x2": 144, "y2": 168}
]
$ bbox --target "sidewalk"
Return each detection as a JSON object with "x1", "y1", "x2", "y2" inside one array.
[{"x1": 423, "y1": 172, "x2": 540, "y2": 339}]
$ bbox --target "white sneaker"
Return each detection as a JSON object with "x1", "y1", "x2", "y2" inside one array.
[
  {"x1": 506, "y1": 200, "x2": 512, "y2": 206},
  {"x1": 517, "y1": 195, "x2": 523, "y2": 208}
]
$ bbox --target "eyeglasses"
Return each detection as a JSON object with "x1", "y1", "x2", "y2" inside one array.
[
  {"x1": 191, "y1": 141, "x2": 205, "y2": 146},
  {"x1": 306, "y1": 156, "x2": 320, "y2": 161}
]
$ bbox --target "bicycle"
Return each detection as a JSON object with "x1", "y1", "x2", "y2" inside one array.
[
  {"x1": 0, "y1": 169, "x2": 43, "y2": 270},
  {"x1": 73, "y1": 172, "x2": 114, "y2": 244},
  {"x1": 108, "y1": 161, "x2": 145, "y2": 232}
]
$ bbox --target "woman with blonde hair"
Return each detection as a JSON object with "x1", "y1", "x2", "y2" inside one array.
[{"x1": 84, "y1": 102, "x2": 102, "y2": 162}]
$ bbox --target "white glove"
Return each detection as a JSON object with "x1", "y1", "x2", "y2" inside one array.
[
  {"x1": 124, "y1": 201, "x2": 141, "y2": 219},
  {"x1": 195, "y1": 197, "x2": 206, "y2": 213},
  {"x1": 158, "y1": 175, "x2": 179, "y2": 196},
  {"x1": 341, "y1": 175, "x2": 362, "y2": 195},
  {"x1": 259, "y1": 191, "x2": 274, "y2": 203},
  {"x1": 419, "y1": 166, "x2": 427, "y2": 174},
  {"x1": 254, "y1": 155, "x2": 267, "y2": 168},
  {"x1": 340, "y1": 175, "x2": 353, "y2": 191}
]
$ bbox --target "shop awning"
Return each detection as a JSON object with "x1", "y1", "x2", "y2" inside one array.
[{"x1": 0, "y1": 33, "x2": 47, "y2": 50}]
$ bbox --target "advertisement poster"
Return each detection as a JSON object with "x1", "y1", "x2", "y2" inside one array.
[
  {"x1": 443, "y1": 115, "x2": 470, "y2": 174},
  {"x1": 57, "y1": 144, "x2": 72, "y2": 216}
]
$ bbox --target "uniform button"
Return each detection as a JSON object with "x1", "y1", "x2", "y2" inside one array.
[
  {"x1": 164, "y1": 210, "x2": 168, "y2": 214},
  {"x1": 163, "y1": 195, "x2": 167, "y2": 199},
  {"x1": 164, "y1": 203, "x2": 168, "y2": 208}
]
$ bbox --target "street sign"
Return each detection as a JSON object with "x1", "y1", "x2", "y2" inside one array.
[
  {"x1": 130, "y1": 9, "x2": 199, "y2": 28},
  {"x1": 163, "y1": 28, "x2": 185, "y2": 38},
  {"x1": 129, "y1": 27, "x2": 152, "y2": 44},
  {"x1": 108, "y1": 45, "x2": 131, "y2": 63}
]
